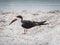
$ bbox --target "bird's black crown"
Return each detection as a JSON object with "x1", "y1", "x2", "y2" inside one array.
[{"x1": 17, "y1": 15, "x2": 23, "y2": 19}]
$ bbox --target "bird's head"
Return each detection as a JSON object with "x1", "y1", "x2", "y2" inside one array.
[
  {"x1": 17, "y1": 15, "x2": 23, "y2": 19},
  {"x1": 9, "y1": 15, "x2": 23, "y2": 25}
]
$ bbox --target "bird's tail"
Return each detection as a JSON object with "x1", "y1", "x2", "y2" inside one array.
[{"x1": 37, "y1": 21, "x2": 48, "y2": 25}]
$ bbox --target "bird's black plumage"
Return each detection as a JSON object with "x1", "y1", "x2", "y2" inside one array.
[
  {"x1": 16, "y1": 15, "x2": 47, "y2": 29},
  {"x1": 21, "y1": 20, "x2": 46, "y2": 29}
]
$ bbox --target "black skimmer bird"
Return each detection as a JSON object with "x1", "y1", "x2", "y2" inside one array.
[{"x1": 9, "y1": 15, "x2": 47, "y2": 34}]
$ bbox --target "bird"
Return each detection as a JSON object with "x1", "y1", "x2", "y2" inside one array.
[{"x1": 9, "y1": 15, "x2": 47, "y2": 34}]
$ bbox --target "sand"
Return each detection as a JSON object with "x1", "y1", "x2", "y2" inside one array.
[{"x1": 0, "y1": 10, "x2": 60, "y2": 45}]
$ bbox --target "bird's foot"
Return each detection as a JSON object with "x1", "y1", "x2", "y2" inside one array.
[{"x1": 22, "y1": 32, "x2": 26, "y2": 34}]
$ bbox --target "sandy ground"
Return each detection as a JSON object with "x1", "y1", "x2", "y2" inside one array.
[{"x1": 0, "y1": 10, "x2": 60, "y2": 45}]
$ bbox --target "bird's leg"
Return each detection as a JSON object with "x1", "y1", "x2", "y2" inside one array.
[
  {"x1": 24, "y1": 29, "x2": 28, "y2": 34},
  {"x1": 22, "y1": 29, "x2": 28, "y2": 34}
]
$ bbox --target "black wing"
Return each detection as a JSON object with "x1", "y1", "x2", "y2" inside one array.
[
  {"x1": 21, "y1": 20, "x2": 47, "y2": 29},
  {"x1": 21, "y1": 20, "x2": 36, "y2": 28}
]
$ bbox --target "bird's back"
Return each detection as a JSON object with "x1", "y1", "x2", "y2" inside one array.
[
  {"x1": 22, "y1": 20, "x2": 36, "y2": 29},
  {"x1": 21, "y1": 20, "x2": 47, "y2": 29}
]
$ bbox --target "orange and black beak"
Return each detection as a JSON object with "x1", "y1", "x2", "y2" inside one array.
[{"x1": 9, "y1": 18, "x2": 17, "y2": 25}]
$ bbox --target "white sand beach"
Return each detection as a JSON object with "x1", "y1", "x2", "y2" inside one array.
[{"x1": 0, "y1": 10, "x2": 60, "y2": 45}]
